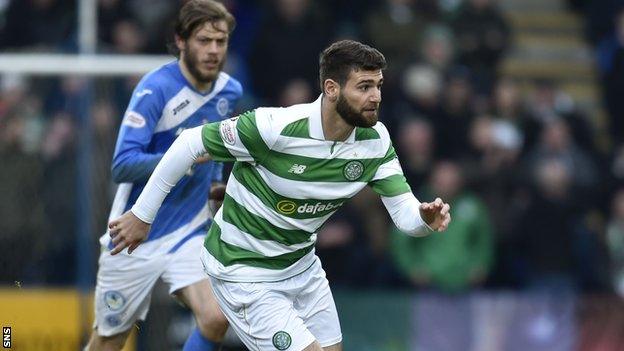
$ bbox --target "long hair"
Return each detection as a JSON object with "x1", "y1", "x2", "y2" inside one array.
[{"x1": 167, "y1": 0, "x2": 236, "y2": 57}]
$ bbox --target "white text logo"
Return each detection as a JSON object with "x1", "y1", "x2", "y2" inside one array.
[{"x1": 288, "y1": 164, "x2": 307, "y2": 174}]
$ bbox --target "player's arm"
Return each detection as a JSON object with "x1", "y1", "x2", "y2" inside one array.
[
  {"x1": 108, "y1": 126, "x2": 211, "y2": 254},
  {"x1": 109, "y1": 111, "x2": 275, "y2": 254},
  {"x1": 369, "y1": 146, "x2": 451, "y2": 235},
  {"x1": 110, "y1": 82, "x2": 166, "y2": 183}
]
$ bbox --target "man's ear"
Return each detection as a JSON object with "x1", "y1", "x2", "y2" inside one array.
[
  {"x1": 323, "y1": 79, "x2": 340, "y2": 102},
  {"x1": 174, "y1": 34, "x2": 185, "y2": 53}
]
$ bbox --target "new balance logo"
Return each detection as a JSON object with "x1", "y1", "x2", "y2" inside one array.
[{"x1": 288, "y1": 164, "x2": 307, "y2": 174}]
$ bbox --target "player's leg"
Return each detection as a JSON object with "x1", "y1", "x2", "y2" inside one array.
[
  {"x1": 210, "y1": 276, "x2": 319, "y2": 351},
  {"x1": 322, "y1": 342, "x2": 342, "y2": 351},
  {"x1": 86, "y1": 329, "x2": 131, "y2": 351},
  {"x1": 162, "y1": 235, "x2": 227, "y2": 350},
  {"x1": 294, "y1": 260, "x2": 343, "y2": 350},
  {"x1": 176, "y1": 279, "x2": 229, "y2": 349},
  {"x1": 301, "y1": 341, "x2": 342, "y2": 351},
  {"x1": 87, "y1": 250, "x2": 163, "y2": 351}
]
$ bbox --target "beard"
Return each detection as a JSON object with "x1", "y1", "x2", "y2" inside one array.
[
  {"x1": 336, "y1": 93, "x2": 378, "y2": 128},
  {"x1": 182, "y1": 43, "x2": 224, "y2": 84}
]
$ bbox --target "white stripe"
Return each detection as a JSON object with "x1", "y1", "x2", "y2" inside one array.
[
  {"x1": 100, "y1": 183, "x2": 133, "y2": 247},
  {"x1": 226, "y1": 176, "x2": 332, "y2": 233},
  {"x1": 155, "y1": 72, "x2": 230, "y2": 132},
  {"x1": 215, "y1": 211, "x2": 316, "y2": 257},
  {"x1": 201, "y1": 246, "x2": 318, "y2": 282},
  {"x1": 100, "y1": 201, "x2": 211, "y2": 258},
  {"x1": 220, "y1": 117, "x2": 254, "y2": 162},
  {"x1": 373, "y1": 122, "x2": 392, "y2": 154},
  {"x1": 107, "y1": 183, "x2": 133, "y2": 222},
  {"x1": 372, "y1": 158, "x2": 404, "y2": 181},
  {"x1": 275, "y1": 135, "x2": 385, "y2": 160},
  {"x1": 255, "y1": 165, "x2": 367, "y2": 200}
]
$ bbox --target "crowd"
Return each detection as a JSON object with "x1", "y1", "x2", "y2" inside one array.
[{"x1": 0, "y1": 0, "x2": 622, "y2": 297}]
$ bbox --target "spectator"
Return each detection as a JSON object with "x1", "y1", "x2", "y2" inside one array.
[
  {"x1": 110, "y1": 19, "x2": 146, "y2": 54},
  {"x1": 526, "y1": 79, "x2": 596, "y2": 155},
  {"x1": 607, "y1": 189, "x2": 624, "y2": 296},
  {"x1": 39, "y1": 112, "x2": 77, "y2": 284},
  {"x1": 419, "y1": 24, "x2": 456, "y2": 74},
  {"x1": 451, "y1": 0, "x2": 511, "y2": 93},
  {"x1": 597, "y1": 8, "x2": 624, "y2": 145},
  {"x1": 523, "y1": 119, "x2": 598, "y2": 207},
  {"x1": 511, "y1": 159, "x2": 588, "y2": 290},
  {"x1": 0, "y1": 0, "x2": 76, "y2": 51},
  {"x1": 0, "y1": 113, "x2": 45, "y2": 283},
  {"x1": 248, "y1": 0, "x2": 332, "y2": 104},
  {"x1": 436, "y1": 68, "x2": 475, "y2": 158},
  {"x1": 491, "y1": 77, "x2": 540, "y2": 154},
  {"x1": 97, "y1": 0, "x2": 133, "y2": 50},
  {"x1": 394, "y1": 64, "x2": 444, "y2": 130},
  {"x1": 396, "y1": 117, "x2": 435, "y2": 187},
  {"x1": 363, "y1": 0, "x2": 429, "y2": 80},
  {"x1": 277, "y1": 78, "x2": 314, "y2": 107},
  {"x1": 391, "y1": 161, "x2": 494, "y2": 292}
]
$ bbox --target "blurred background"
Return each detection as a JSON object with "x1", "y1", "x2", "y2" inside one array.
[{"x1": 1, "y1": 0, "x2": 624, "y2": 350}]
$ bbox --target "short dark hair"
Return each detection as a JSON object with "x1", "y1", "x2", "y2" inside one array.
[
  {"x1": 319, "y1": 40, "x2": 387, "y2": 90},
  {"x1": 169, "y1": 0, "x2": 236, "y2": 56}
]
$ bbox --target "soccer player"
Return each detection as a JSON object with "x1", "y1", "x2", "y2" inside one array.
[
  {"x1": 108, "y1": 40, "x2": 451, "y2": 351},
  {"x1": 86, "y1": 1, "x2": 240, "y2": 350}
]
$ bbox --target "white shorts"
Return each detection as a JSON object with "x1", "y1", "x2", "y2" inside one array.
[
  {"x1": 93, "y1": 235, "x2": 207, "y2": 336},
  {"x1": 209, "y1": 258, "x2": 342, "y2": 351}
]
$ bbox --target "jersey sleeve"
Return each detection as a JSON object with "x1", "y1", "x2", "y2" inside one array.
[
  {"x1": 211, "y1": 78, "x2": 243, "y2": 182},
  {"x1": 201, "y1": 109, "x2": 276, "y2": 164},
  {"x1": 368, "y1": 145, "x2": 411, "y2": 197},
  {"x1": 368, "y1": 127, "x2": 430, "y2": 236},
  {"x1": 111, "y1": 76, "x2": 166, "y2": 183}
]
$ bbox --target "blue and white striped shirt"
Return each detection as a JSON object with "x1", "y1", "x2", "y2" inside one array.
[{"x1": 101, "y1": 61, "x2": 242, "y2": 256}]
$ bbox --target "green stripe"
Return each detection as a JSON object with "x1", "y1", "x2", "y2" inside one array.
[
  {"x1": 280, "y1": 118, "x2": 310, "y2": 138},
  {"x1": 355, "y1": 127, "x2": 381, "y2": 141},
  {"x1": 232, "y1": 162, "x2": 348, "y2": 219},
  {"x1": 369, "y1": 174, "x2": 411, "y2": 197},
  {"x1": 236, "y1": 111, "x2": 271, "y2": 162},
  {"x1": 261, "y1": 149, "x2": 383, "y2": 182},
  {"x1": 382, "y1": 145, "x2": 397, "y2": 162},
  {"x1": 222, "y1": 194, "x2": 314, "y2": 245},
  {"x1": 202, "y1": 122, "x2": 236, "y2": 161},
  {"x1": 204, "y1": 223, "x2": 315, "y2": 269}
]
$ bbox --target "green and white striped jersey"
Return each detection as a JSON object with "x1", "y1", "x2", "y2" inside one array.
[{"x1": 200, "y1": 96, "x2": 412, "y2": 282}]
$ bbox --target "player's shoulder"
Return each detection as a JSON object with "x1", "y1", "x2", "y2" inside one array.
[
  {"x1": 371, "y1": 121, "x2": 390, "y2": 139},
  {"x1": 254, "y1": 101, "x2": 312, "y2": 134},
  {"x1": 216, "y1": 71, "x2": 243, "y2": 98},
  {"x1": 139, "y1": 61, "x2": 178, "y2": 88},
  {"x1": 370, "y1": 121, "x2": 392, "y2": 150}
]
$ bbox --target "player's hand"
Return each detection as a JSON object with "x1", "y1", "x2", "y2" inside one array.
[
  {"x1": 108, "y1": 210, "x2": 151, "y2": 255},
  {"x1": 419, "y1": 197, "x2": 451, "y2": 232},
  {"x1": 209, "y1": 183, "x2": 226, "y2": 215},
  {"x1": 194, "y1": 154, "x2": 212, "y2": 164}
]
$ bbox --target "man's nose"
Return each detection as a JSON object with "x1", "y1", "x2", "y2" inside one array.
[
  {"x1": 370, "y1": 88, "x2": 381, "y2": 103},
  {"x1": 207, "y1": 41, "x2": 219, "y2": 53}
]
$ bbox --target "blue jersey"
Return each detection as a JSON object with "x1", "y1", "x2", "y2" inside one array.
[{"x1": 103, "y1": 61, "x2": 242, "y2": 255}]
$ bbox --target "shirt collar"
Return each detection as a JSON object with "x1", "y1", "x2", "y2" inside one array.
[{"x1": 308, "y1": 94, "x2": 356, "y2": 144}]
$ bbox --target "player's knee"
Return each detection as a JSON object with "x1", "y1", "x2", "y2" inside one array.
[
  {"x1": 302, "y1": 340, "x2": 324, "y2": 351},
  {"x1": 195, "y1": 304, "x2": 229, "y2": 339},
  {"x1": 87, "y1": 331, "x2": 129, "y2": 351}
]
